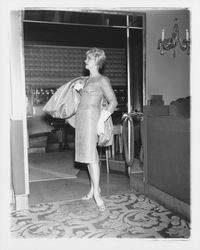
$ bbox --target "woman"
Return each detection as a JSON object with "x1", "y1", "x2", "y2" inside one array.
[{"x1": 74, "y1": 48, "x2": 118, "y2": 212}]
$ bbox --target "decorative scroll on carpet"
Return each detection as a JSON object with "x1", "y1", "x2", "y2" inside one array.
[{"x1": 11, "y1": 193, "x2": 190, "y2": 238}]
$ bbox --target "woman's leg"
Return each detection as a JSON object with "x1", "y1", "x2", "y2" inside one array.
[
  {"x1": 82, "y1": 163, "x2": 101, "y2": 200},
  {"x1": 88, "y1": 159, "x2": 105, "y2": 211},
  {"x1": 82, "y1": 164, "x2": 94, "y2": 200}
]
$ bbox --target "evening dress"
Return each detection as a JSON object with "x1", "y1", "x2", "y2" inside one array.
[{"x1": 75, "y1": 77, "x2": 117, "y2": 164}]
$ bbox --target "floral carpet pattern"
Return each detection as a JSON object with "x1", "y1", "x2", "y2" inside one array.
[{"x1": 11, "y1": 193, "x2": 190, "y2": 238}]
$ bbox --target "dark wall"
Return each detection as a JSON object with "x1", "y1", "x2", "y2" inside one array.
[
  {"x1": 144, "y1": 106, "x2": 190, "y2": 205},
  {"x1": 23, "y1": 22, "x2": 126, "y2": 48}
]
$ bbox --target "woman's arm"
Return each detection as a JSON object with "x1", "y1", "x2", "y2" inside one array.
[
  {"x1": 100, "y1": 77, "x2": 118, "y2": 113},
  {"x1": 97, "y1": 77, "x2": 118, "y2": 135}
]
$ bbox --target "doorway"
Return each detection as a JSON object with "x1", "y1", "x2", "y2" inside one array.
[{"x1": 22, "y1": 9, "x2": 145, "y2": 204}]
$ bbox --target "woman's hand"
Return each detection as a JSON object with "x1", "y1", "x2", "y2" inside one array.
[
  {"x1": 97, "y1": 119, "x2": 104, "y2": 135},
  {"x1": 74, "y1": 82, "x2": 83, "y2": 91}
]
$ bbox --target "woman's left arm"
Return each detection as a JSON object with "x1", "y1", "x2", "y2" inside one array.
[
  {"x1": 101, "y1": 77, "x2": 118, "y2": 113},
  {"x1": 97, "y1": 77, "x2": 118, "y2": 135}
]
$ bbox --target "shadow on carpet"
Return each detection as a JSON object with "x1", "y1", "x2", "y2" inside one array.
[
  {"x1": 29, "y1": 151, "x2": 79, "y2": 182},
  {"x1": 11, "y1": 193, "x2": 190, "y2": 238}
]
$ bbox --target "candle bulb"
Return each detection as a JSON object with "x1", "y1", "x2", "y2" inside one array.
[
  {"x1": 161, "y1": 29, "x2": 165, "y2": 41},
  {"x1": 186, "y1": 29, "x2": 189, "y2": 41}
]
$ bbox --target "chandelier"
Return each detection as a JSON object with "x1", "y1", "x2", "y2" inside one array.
[{"x1": 157, "y1": 18, "x2": 190, "y2": 58}]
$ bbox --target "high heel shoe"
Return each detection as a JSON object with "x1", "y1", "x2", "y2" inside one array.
[
  {"x1": 93, "y1": 194, "x2": 106, "y2": 212},
  {"x1": 81, "y1": 187, "x2": 101, "y2": 201},
  {"x1": 81, "y1": 192, "x2": 93, "y2": 200}
]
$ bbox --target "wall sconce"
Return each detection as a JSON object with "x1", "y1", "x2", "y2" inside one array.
[{"x1": 157, "y1": 18, "x2": 190, "y2": 58}]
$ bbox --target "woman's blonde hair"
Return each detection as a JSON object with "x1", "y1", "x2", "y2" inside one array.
[{"x1": 86, "y1": 47, "x2": 106, "y2": 69}]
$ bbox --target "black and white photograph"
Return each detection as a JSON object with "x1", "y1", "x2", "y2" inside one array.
[{"x1": 0, "y1": 0, "x2": 199, "y2": 249}]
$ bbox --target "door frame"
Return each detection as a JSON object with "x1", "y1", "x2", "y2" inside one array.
[
  {"x1": 12, "y1": 8, "x2": 146, "y2": 210},
  {"x1": 10, "y1": 10, "x2": 29, "y2": 209}
]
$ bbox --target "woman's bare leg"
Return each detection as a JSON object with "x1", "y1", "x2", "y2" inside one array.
[
  {"x1": 88, "y1": 161, "x2": 105, "y2": 212},
  {"x1": 82, "y1": 164, "x2": 94, "y2": 200},
  {"x1": 82, "y1": 163, "x2": 101, "y2": 200}
]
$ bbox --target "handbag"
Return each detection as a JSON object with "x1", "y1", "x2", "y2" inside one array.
[
  {"x1": 98, "y1": 116, "x2": 113, "y2": 147},
  {"x1": 97, "y1": 99, "x2": 113, "y2": 147}
]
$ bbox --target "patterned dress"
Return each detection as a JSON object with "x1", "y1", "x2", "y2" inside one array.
[{"x1": 75, "y1": 77, "x2": 117, "y2": 164}]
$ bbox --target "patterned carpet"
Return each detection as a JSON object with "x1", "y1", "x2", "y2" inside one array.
[{"x1": 10, "y1": 193, "x2": 190, "y2": 238}]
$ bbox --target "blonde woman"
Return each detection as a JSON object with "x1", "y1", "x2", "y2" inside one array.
[{"x1": 74, "y1": 48, "x2": 118, "y2": 212}]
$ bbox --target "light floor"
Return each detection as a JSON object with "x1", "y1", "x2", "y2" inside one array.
[
  {"x1": 29, "y1": 162, "x2": 132, "y2": 205},
  {"x1": 12, "y1": 153, "x2": 190, "y2": 239}
]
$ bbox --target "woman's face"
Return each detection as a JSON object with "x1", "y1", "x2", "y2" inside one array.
[{"x1": 85, "y1": 54, "x2": 97, "y2": 70}]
